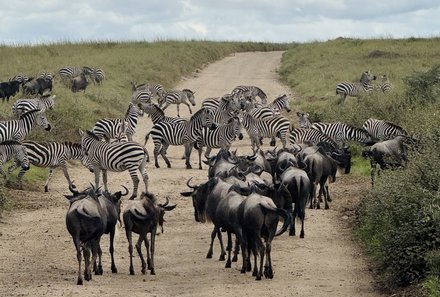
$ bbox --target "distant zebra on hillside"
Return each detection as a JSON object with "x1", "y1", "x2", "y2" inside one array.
[
  {"x1": 336, "y1": 71, "x2": 377, "y2": 104},
  {"x1": 376, "y1": 74, "x2": 392, "y2": 93},
  {"x1": 363, "y1": 118, "x2": 407, "y2": 140},
  {"x1": 159, "y1": 89, "x2": 196, "y2": 117},
  {"x1": 89, "y1": 67, "x2": 105, "y2": 85}
]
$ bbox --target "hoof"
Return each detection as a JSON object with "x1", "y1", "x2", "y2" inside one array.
[
  {"x1": 130, "y1": 269, "x2": 135, "y2": 275},
  {"x1": 225, "y1": 260, "x2": 231, "y2": 268},
  {"x1": 44, "y1": 186, "x2": 49, "y2": 192},
  {"x1": 155, "y1": 164, "x2": 160, "y2": 168},
  {"x1": 300, "y1": 232, "x2": 305, "y2": 239},
  {"x1": 289, "y1": 230, "x2": 295, "y2": 236},
  {"x1": 219, "y1": 254, "x2": 225, "y2": 261},
  {"x1": 167, "y1": 164, "x2": 171, "y2": 168},
  {"x1": 111, "y1": 267, "x2": 118, "y2": 274},
  {"x1": 206, "y1": 253, "x2": 213, "y2": 259},
  {"x1": 150, "y1": 269, "x2": 156, "y2": 275},
  {"x1": 77, "y1": 278, "x2": 83, "y2": 285},
  {"x1": 232, "y1": 255, "x2": 238, "y2": 262},
  {"x1": 186, "y1": 165, "x2": 192, "y2": 169},
  {"x1": 256, "y1": 275, "x2": 262, "y2": 281}
]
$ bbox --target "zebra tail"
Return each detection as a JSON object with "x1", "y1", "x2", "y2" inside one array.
[{"x1": 143, "y1": 132, "x2": 151, "y2": 147}]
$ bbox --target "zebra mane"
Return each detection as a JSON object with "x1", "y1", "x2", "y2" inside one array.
[
  {"x1": 85, "y1": 130, "x2": 101, "y2": 141},
  {"x1": 0, "y1": 140, "x2": 22, "y2": 146},
  {"x1": 19, "y1": 109, "x2": 41, "y2": 119},
  {"x1": 62, "y1": 141, "x2": 82, "y2": 148}
]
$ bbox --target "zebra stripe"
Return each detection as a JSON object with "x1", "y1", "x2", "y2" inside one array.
[
  {"x1": 211, "y1": 95, "x2": 241, "y2": 125},
  {"x1": 377, "y1": 74, "x2": 392, "y2": 93},
  {"x1": 289, "y1": 127, "x2": 338, "y2": 149},
  {"x1": 196, "y1": 117, "x2": 243, "y2": 168},
  {"x1": 0, "y1": 140, "x2": 29, "y2": 181},
  {"x1": 12, "y1": 94, "x2": 56, "y2": 118},
  {"x1": 58, "y1": 66, "x2": 91, "y2": 81},
  {"x1": 363, "y1": 118, "x2": 407, "y2": 140},
  {"x1": 92, "y1": 103, "x2": 143, "y2": 142},
  {"x1": 79, "y1": 129, "x2": 149, "y2": 199},
  {"x1": 201, "y1": 97, "x2": 220, "y2": 110},
  {"x1": 131, "y1": 82, "x2": 165, "y2": 99},
  {"x1": 39, "y1": 72, "x2": 54, "y2": 81},
  {"x1": 160, "y1": 89, "x2": 196, "y2": 117},
  {"x1": 12, "y1": 141, "x2": 91, "y2": 192},
  {"x1": 311, "y1": 122, "x2": 373, "y2": 146},
  {"x1": 132, "y1": 89, "x2": 152, "y2": 108},
  {"x1": 148, "y1": 108, "x2": 215, "y2": 169},
  {"x1": 0, "y1": 110, "x2": 51, "y2": 142},
  {"x1": 336, "y1": 71, "x2": 376, "y2": 104},
  {"x1": 232, "y1": 85, "x2": 267, "y2": 105},
  {"x1": 241, "y1": 113, "x2": 291, "y2": 153}
]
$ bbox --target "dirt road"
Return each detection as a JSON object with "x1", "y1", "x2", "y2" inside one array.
[{"x1": 0, "y1": 51, "x2": 383, "y2": 297}]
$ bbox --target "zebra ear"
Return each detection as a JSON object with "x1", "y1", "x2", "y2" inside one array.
[{"x1": 78, "y1": 128, "x2": 84, "y2": 136}]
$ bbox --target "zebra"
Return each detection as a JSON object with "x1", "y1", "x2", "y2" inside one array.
[
  {"x1": 146, "y1": 108, "x2": 216, "y2": 169},
  {"x1": 143, "y1": 103, "x2": 186, "y2": 125},
  {"x1": 0, "y1": 110, "x2": 51, "y2": 142},
  {"x1": 363, "y1": 118, "x2": 407, "y2": 140},
  {"x1": 297, "y1": 112, "x2": 312, "y2": 129},
  {"x1": 0, "y1": 141, "x2": 29, "y2": 184},
  {"x1": 132, "y1": 89, "x2": 152, "y2": 109},
  {"x1": 159, "y1": 89, "x2": 196, "y2": 117},
  {"x1": 12, "y1": 94, "x2": 56, "y2": 118},
  {"x1": 241, "y1": 113, "x2": 291, "y2": 153},
  {"x1": 201, "y1": 96, "x2": 221, "y2": 110},
  {"x1": 131, "y1": 82, "x2": 165, "y2": 102},
  {"x1": 89, "y1": 67, "x2": 105, "y2": 85},
  {"x1": 376, "y1": 74, "x2": 392, "y2": 93},
  {"x1": 336, "y1": 71, "x2": 377, "y2": 104},
  {"x1": 58, "y1": 66, "x2": 91, "y2": 85},
  {"x1": 39, "y1": 72, "x2": 54, "y2": 81},
  {"x1": 11, "y1": 74, "x2": 30, "y2": 86},
  {"x1": 8, "y1": 141, "x2": 92, "y2": 192},
  {"x1": 289, "y1": 127, "x2": 339, "y2": 149},
  {"x1": 311, "y1": 122, "x2": 374, "y2": 147},
  {"x1": 92, "y1": 103, "x2": 143, "y2": 142},
  {"x1": 211, "y1": 95, "x2": 241, "y2": 125},
  {"x1": 232, "y1": 85, "x2": 267, "y2": 105},
  {"x1": 195, "y1": 116, "x2": 243, "y2": 169},
  {"x1": 79, "y1": 129, "x2": 149, "y2": 200}
]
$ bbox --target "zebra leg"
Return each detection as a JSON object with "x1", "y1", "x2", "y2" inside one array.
[
  {"x1": 128, "y1": 168, "x2": 140, "y2": 200},
  {"x1": 198, "y1": 143, "x2": 204, "y2": 170},
  {"x1": 184, "y1": 143, "x2": 193, "y2": 169},
  {"x1": 153, "y1": 143, "x2": 161, "y2": 168},
  {"x1": 102, "y1": 170, "x2": 109, "y2": 192},
  {"x1": 139, "y1": 156, "x2": 149, "y2": 194},
  {"x1": 44, "y1": 168, "x2": 55, "y2": 192},
  {"x1": 204, "y1": 147, "x2": 212, "y2": 159},
  {"x1": 160, "y1": 143, "x2": 171, "y2": 168},
  {"x1": 183, "y1": 102, "x2": 192, "y2": 115},
  {"x1": 94, "y1": 168, "x2": 101, "y2": 191}
]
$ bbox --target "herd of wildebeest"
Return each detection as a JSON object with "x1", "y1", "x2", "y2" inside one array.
[{"x1": 0, "y1": 67, "x2": 414, "y2": 284}]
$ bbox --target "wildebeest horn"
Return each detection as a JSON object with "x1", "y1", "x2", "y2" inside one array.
[
  {"x1": 159, "y1": 196, "x2": 170, "y2": 207},
  {"x1": 186, "y1": 177, "x2": 197, "y2": 189},
  {"x1": 120, "y1": 185, "x2": 129, "y2": 196},
  {"x1": 69, "y1": 182, "x2": 79, "y2": 194}
]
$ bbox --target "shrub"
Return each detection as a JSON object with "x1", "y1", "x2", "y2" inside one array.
[{"x1": 404, "y1": 64, "x2": 440, "y2": 105}]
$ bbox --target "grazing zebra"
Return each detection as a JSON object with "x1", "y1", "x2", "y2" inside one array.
[
  {"x1": 196, "y1": 117, "x2": 243, "y2": 169},
  {"x1": 0, "y1": 141, "x2": 29, "y2": 183},
  {"x1": 89, "y1": 67, "x2": 105, "y2": 85},
  {"x1": 8, "y1": 141, "x2": 92, "y2": 192},
  {"x1": 289, "y1": 127, "x2": 339, "y2": 149},
  {"x1": 363, "y1": 118, "x2": 407, "y2": 140},
  {"x1": 232, "y1": 85, "x2": 267, "y2": 105},
  {"x1": 143, "y1": 103, "x2": 186, "y2": 125},
  {"x1": 12, "y1": 94, "x2": 56, "y2": 118},
  {"x1": 241, "y1": 113, "x2": 291, "y2": 153},
  {"x1": 336, "y1": 71, "x2": 377, "y2": 104},
  {"x1": 79, "y1": 129, "x2": 149, "y2": 199},
  {"x1": 159, "y1": 89, "x2": 196, "y2": 117},
  {"x1": 376, "y1": 74, "x2": 392, "y2": 93},
  {"x1": 297, "y1": 112, "x2": 312, "y2": 129},
  {"x1": 92, "y1": 103, "x2": 143, "y2": 142},
  {"x1": 146, "y1": 108, "x2": 216, "y2": 169},
  {"x1": 0, "y1": 110, "x2": 51, "y2": 142},
  {"x1": 311, "y1": 122, "x2": 374, "y2": 146}
]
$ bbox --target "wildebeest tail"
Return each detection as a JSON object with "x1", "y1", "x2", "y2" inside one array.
[
  {"x1": 143, "y1": 132, "x2": 151, "y2": 147},
  {"x1": 259, "y1": 203, "x2": 290, "y2": 237}
]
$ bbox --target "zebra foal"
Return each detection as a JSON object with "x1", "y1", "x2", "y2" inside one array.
[
  {"x1": 79, "y1": 129, "x2": 149, "y2": 199},
  {"x1": 159, "y1": 89, "x2": 196, "y2": 117}
]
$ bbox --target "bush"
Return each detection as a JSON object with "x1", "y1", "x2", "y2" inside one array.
[
  {"x1": 404, "y1": 64, "x2": 440, "y2": 105},
  {"x1": 357, "y1": 131, "x2": 440, "y2": 287}
]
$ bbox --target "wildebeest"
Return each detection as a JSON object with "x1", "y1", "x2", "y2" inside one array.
[
  {"x1": 65, "y1": 185, "x2": 126, "y2": 285},
  {"x1": 0, "y1": 80, "x2": 20, "y2": 102},
  {"x1": 22, "y1": 77, "x2": 53, "y2": 96},
  {"x1": 71, "y1": 73, "x2": 90, "y2": 93},
  {"x1": 123, "y1": 192, "x2": 176, "y2": 275}
]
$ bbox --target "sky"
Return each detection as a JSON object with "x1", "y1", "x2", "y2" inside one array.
[{"x1": 1, "y1": 0, "x2": 439, "y2": 45}]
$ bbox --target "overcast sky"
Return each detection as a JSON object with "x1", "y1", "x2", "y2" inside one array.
[{"x1": 1, "y1": 0, "x2": 439, "y2": 45}]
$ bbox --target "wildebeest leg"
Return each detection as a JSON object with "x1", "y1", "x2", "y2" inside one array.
[
  {"x1": 109, "y1": 228, "x2": 117, "y2": 273},
  {"x1": 225, "y1": 231, "x2": 233, "y2": 268},
  {"x1": 93, "y1": 240, "x2": 103, "y2": 275},
  {"x1": 135, "y1": 236, "x2": 147, "y2": 274},
  {"x1": 144, "y1": 234, "x2": 152, "y2": 270},
  {"x1": 236, "y1": 231, "x2": 248, "y2": 273},
  {"x1": 257, "y1": 240, "x2": 265, "y2": 281},
  {"x1": 232, "y1": 236, "x2": 239, "y2": 262},
  {"x1": 298, "y1": 203, "x2": 305, "y2": 238},
  {"x1": 309, "y1": 183, "x2": 316, "y2": 209},
  {"x1": 128, "y1": 168, "x2": 140, "y2": 200},
  {"x1": 149, "y1": 226, "x2": 157, "y2": 275},
  {"x1": 319, "y1": 178, "x2": 329, "y2": 210},
  {"x1": 125, "y1": 225, "x2": 135, "y2": 275},
  {"x1": 264, "y1": 238, "x2": 273, "y2": 279},
  {"x1": 73, "y1": 237, "x2": 83, "y2": 285},
  {"x1": 198, "y1": 143, "x2": 204, "y2": 170},
  {"x1": 83, "y1": 244, "x2": 92, "y2": 281},
  {"x1": 184, "y1": 143, "x2": 193, "y2": 169},
  {"x1": 326, "y1": 184, "x2": 332, "y2": 202}
]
